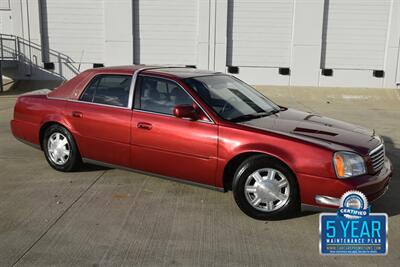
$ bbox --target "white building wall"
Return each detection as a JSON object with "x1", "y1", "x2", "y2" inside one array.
[{"x1": 1, "y1": 0, "x2": 399, "y2": 88}]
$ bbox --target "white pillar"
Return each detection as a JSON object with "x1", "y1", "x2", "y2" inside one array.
[
  {"x1": 197, "y1": 0, "x2": 210, "y2": 69},
  {"x1": 290, "y1": 0, "x2": 324, "y2": 86},
  {"x1": 214, "y1": 0, "x2": 228, "y2": 72},
  {"x1": 383, "y1": 0, "x2": 400, "y2": 88},
  {"x1": 197, "y1": 0, "x2": 227, "y2": 72}
]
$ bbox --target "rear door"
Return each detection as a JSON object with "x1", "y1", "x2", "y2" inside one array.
[
  {"x1": 66, "y1": 74, "x2": 133, "y2": 167},
  {"x1": 130, "y1": 75, "x2": 218, "y2": 186}
]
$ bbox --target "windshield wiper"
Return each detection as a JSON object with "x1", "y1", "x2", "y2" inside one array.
[{"x1": 229, "y1": 109, "x2": 280, "y2": 122}]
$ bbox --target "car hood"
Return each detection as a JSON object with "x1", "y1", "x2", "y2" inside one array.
[{"x1": 240, "y1": 108, "x2": 381, "y2": 155}]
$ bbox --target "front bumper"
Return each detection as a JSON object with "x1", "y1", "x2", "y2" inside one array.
[{"x1": 298, "y1": 157, "x2": 393, "y2": 207}]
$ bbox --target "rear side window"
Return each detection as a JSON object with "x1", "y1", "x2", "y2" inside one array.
[{"x1": 80, "y1": 75, "x2": 132, "y2": 107}]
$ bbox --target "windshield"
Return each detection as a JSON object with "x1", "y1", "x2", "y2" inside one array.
[{"x1": 183, "y1": 75, "x2": 280, "y2": 121}]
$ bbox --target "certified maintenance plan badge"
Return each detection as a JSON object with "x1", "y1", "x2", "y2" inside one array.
[{"x1": 319, "y1": 191, "x2": 388, "y2": 255}]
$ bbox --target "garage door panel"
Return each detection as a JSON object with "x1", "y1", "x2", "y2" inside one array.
[
  {"x1": 135, "y1": 0, "x2": 197, "y2": 65},
  {"x1": 323, "y1": 0, "x2": 391, "y2": 69},
  {"x1": 44, "y1": 0, "x2": 104, "y2": 63},
  {"x1": 228, "y1": 0, "x2": 294, "y2": 67}
]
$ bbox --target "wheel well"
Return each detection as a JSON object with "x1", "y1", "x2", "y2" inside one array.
[
  {"x1": 222, "y1": 152, "x2": 296, "y2": 192},
  {"x1": 39, "y1": 121, "x2": 62, "y2": 150}
]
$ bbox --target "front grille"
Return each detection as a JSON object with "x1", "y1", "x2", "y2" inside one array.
[{"x1": 369, "y1": 144, "x2": 385, "y2": 172}]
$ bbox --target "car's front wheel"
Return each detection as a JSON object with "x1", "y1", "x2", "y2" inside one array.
[
  {"x1": 232, "y1": 155, "x2": 300, "y2": 220},
  {"x1": 43, "y1": 124, "x2": 81, "y2": 172}
]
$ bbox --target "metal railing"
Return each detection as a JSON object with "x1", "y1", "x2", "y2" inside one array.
[
  {"x1": 0, "y1": 34, "x2": 18, "y2": 92},
  {"x1": 0, "y1": 33, "x2": 18, "y2": 61},
  {"x1": 1, "y1": 33, "x2": 81, "y2": 92}
]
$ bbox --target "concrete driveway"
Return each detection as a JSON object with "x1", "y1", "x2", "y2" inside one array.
[{"x1": 0, "y1": 85, "x2": 399, "y2": 266}]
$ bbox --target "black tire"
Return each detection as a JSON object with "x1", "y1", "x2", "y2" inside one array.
[
  {"x1": 43, "y1": 124, "x2": 82, "y2": 172},
  {"x1": 232, "y1": 155, "x2": 300, "y2": 220}
]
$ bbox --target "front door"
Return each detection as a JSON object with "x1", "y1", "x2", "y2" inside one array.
[
  {"x1": 130, "y1": 75, "x2": 218, "y2": 186},
  {"x1": 67, "y1": 74, "x2": 133, "y2": 167}
]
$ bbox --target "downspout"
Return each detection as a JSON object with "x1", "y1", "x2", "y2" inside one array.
[
  {"x1": 25, "y1": 0, "x2": 32, "y2": 76},
  {"x1": 396, "y1": 39, "x2": 400, "y2": 87},
  {"x1": 38, "y1": 0, "x2": 49, "y2": 63}
]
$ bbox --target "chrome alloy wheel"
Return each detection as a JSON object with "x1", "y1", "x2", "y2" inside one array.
[
  {"x1": 244, "y1": 168, "x2": 290, "y2": 212},
  {"x1": 47, "y1": 132, "x2": 70, "y2": 165}
]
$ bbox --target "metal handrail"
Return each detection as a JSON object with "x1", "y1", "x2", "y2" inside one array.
[
  {"x1": 1, "y1": 34, "x2": 18, "y2": 92},
  {"x1": 0, "y1": 33, "x2": 81, "y2": 90},
  {"x1": 0, "y1": 34, "x2": 18, "y2": 61}
]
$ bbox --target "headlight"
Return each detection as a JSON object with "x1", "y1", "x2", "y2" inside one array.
[{"x1": 333, "y1": 151, "x2": 366, "y2": 178}]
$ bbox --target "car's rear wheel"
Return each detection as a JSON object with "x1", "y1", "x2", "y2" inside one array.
[
  {"x1": 232, "y1": 155, "x2": 300, "y2": 220},
  {"x1": 43, "y1": 124, "x2": 81, "y2": 172}
]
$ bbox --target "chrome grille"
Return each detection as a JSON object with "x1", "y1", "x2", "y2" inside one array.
[{"x1": 369, "y1": 144, "x2": 385, "y2": 172}]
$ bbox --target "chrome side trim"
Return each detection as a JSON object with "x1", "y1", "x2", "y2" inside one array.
[
  {"x1": 127, "y1": 66, "x2": 195, "y2": 110},
  {"x1": 47, "y1": 95, "x2": 131, "y2": 110},
  {"x1": 315, "y1": 195, "x2": 340, "y2": 207},
  {"x1": 127, "y1": 67, "x2": 155, "y2": 109},
  {"x1": 82, "y1": 158, "x2": 225, "y2": 192}
]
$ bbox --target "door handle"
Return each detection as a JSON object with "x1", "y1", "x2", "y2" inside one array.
[
  {"x1": 137, "y1": 122, "x2": 152, "y2": 130},
  {"x1": 72, "y1": 111, "x2": 83, "y2": 118}
]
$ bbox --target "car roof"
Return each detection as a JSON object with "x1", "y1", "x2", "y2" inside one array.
[{"x1": 87, "y1": 65, "x2": 223, "y2": 79}]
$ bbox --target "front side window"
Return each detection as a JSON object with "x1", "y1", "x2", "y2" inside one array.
[
  {"x1": 134, "y1": 76, "x2": 193, "y2": 115},
  {"x1": 183, "y1": 75, "x2": 279, "y2": 121},
  {"x1": 80, "y1": 75, "x2": 132, "y2": 107}
]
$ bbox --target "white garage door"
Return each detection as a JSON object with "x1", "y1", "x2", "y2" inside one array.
[
  {"x1": 43, "y1": 0, "x2": 104, "y2": 64},
  {"x1": 323, "y1": 0, "x2": 391, "y2": 69},
  {"x1": 227, "y1": 0, "x2": 295, "y2": 67},
  {"x1": 0, "y1": 0, "x2": 10, "y2": 9},
  {"x1": 134, "y1": 0, "x2": 198, "y2": 65}
]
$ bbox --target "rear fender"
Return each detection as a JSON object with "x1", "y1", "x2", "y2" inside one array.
[{"x1": 39, "y1": 114, "x2": 76, "y2": 147}]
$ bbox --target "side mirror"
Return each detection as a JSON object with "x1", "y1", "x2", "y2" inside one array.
[{"x1": 173, "y1": 104, "x2": 199, "y2": 121}]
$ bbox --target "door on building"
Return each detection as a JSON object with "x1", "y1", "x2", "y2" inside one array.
[
  {"x1": 322, "y1": 0, "x2": 392, "y2": 71},
  {"x1": 0, "y1": 3, "x2": 13, "y2": 35},
  {"x1": 133, "y1": 0, "x2": 198, "y2": 66},
  {"x1": 227, "y1": 0, "x2": 295, "y2": 68}
]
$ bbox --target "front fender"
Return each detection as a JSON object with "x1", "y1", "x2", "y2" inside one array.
[{"x1": 216, "y1": 126, "x2": 336, "y2": 188}]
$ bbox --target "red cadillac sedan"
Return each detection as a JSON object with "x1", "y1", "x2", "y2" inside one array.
[{"x1": 11, "y1": 66, "x2": 392, "y2": 220}]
